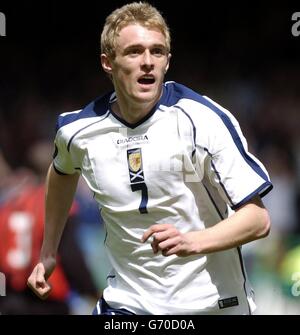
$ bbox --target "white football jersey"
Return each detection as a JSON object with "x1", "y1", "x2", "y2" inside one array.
[{"x1": 53, "y1": 82, "x2": 272, "y2": 315}]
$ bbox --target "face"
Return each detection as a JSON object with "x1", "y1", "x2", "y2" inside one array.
[{"x1": 101, "y1": 24, "x2": 171, "y2": 107}]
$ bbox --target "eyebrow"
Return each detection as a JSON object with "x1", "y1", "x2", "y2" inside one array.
[{"x1": 124, "y1": 43, "x2": 167, "y2": 51}]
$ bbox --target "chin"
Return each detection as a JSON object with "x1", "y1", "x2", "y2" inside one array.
[
  {"x1": 135, "y1": 93, "x2": 157, "y2": 103},
  {"x1": 136, "y1": 88, "x2": 160, "y2": 101}
]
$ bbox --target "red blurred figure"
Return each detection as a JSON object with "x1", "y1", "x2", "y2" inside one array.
[{"x1": 0, "y1": 142, "x2": 98, "y2": 314}]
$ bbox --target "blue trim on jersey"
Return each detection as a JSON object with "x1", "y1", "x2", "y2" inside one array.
[
  {"x1": 53, "y1": 163, "x2": 68, "y2": 175},
  {"x1": 204, "y1": 146, "x2": 273, "y2": 209},
  {"x1": 162, "y1": 82, "x2": 270, "y2": 183},
  {"x1": 55, "y1": 91, "x2": 113, "y2": 132},
  {"x1": 53, "y1": 144, "x2": 58, "y2": 159},
  {"x1": 232, "y1": 181, "x2": 273, "y2": 210},
  {"x1": 64, "y1": 92, "x2": 114, "y2": 151},
  {"x1": 173, "y1": 105, "x2": 196, "y2": 158},
  {"x1": 161, "y1": 81, "x2": 206, "y2": 107},
  {"x1": 109, "y1": 85, "x2": 168, "y2": 129},
  {"x1": 204, "y1": 147, "x2": 234, "y2": 206},
  {"x1": 202, "y1": 184, "x2": 224, "y2": 220},
  {"x1": 260, "y1": 183, "x2": 273, "y2": 198},
  {"x1": 67, "y1": 115, "x2": 110, "y2": 151},
  {"x1": 110, "y1": 107, "x2": 156, "y2": 129},
  {"x1": 236, "y1": 246, "x2": 252, "y2": 315},
  {"x1": 210, "y1": 159, "x2": 235, "y2": 206}
]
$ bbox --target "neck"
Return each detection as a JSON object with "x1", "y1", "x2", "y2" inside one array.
[
  {"x1": 112, "y1": 100, "x2": 155, "y2": 124},
  {"x1": 112, "y1": 86, "x2": 163, "y2": 125}
]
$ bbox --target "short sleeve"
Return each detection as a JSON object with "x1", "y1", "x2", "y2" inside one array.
[
  {"x1": 52, "y1": 128, "x2": 77, "y2": 175},
  {"x1": 199, "y1": 97, "x2": 272, "y2": 210}
]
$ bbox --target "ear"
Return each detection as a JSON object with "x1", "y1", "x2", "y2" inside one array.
[
  {"x1": 164, "y1": 53, "x2": 172, "y2": 74},
  {"x1": 101, "y1": 54, "x2": 113, "y2": 74}
]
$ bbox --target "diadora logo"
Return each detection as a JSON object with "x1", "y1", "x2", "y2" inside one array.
[
  {"x1": 117, "y1": 134, "x2": 149, "y2": 145},
  {"x1": 0, "y1": 12, "x2": 6, "y2": 37}
]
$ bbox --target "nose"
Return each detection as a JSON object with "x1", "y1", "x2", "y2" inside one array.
[{"x1": 141, "y1": 50, "x2": 154, "y2": 70}]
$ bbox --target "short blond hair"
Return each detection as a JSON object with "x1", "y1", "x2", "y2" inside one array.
[{"x1": 101, "y1": 2, "x2": 171, "y2": 59}]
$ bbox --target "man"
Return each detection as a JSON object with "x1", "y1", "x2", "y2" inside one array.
[{"x1": 27, "y1": 2, "x2": 272, "y2": 315}]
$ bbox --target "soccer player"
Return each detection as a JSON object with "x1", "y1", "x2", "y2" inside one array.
[{"x1": 27, "y1": 2, "x2": 272, "y2": 315}]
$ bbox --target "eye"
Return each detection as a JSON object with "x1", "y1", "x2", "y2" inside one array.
[
  {"x1": 130, "y1": 48, "x2": 140, "y2": 55},
  {"x1": 125, "y1": 47, "x2": 143, "y2": 56},
  {"x1": 151, "y1": 47, "x2": 166, "y2": 57}
]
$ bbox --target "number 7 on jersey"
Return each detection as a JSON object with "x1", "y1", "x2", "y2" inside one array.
[{"x1": 127, "y1": 148, "x2": 148, "y2": 214}]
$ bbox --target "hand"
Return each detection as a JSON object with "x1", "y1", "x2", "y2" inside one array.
[
  {"x1": 27, "y1": 256, "x2": 56, "y2": 300},
  {"x1": 142, "y1": 223, "x2": 199, "y2": 257}
]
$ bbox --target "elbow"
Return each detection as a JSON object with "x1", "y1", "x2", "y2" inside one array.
[{"x1": 256, "y1": 208, "x2": 271, "y2": 239}]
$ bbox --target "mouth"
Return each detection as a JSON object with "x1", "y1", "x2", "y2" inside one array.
[{"x1": 137, "y1": 75, "x2": 155, "y2": 86}]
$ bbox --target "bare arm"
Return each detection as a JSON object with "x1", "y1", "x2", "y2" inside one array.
[
  {"x1": 27, "y1": 163, "x2": 80, "y2": 298},
  {"x1": 142, "y1": 195, "x2": 271, "y2": 257}
]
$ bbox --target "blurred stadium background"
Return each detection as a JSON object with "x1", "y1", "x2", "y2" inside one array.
[{"x1": 0, "y1": 0, "x2": 299, "y2": 314}]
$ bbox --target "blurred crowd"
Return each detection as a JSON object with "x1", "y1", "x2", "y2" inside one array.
[
  {"x1": 0, "y1": 140, "x2": 107, "y2": 314},
  {"x1": 0, "y1": 10, "x2": 300, "y2": 313}
]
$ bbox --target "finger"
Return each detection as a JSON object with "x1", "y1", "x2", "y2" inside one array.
[
  {"x1": 150, "y1": 233, "x2": 167, "y2": 253},
  {"x1": 36, "y1": 264, "x2": 46, "y2": 285},
  {"x1": 161, "y1": 243, "x2": 182, "y2": 257},
  {"x1": 33, "y1": 285, "x2": 52, "y2": 300},
  {"x1": 142, "y1": 227, "x2": 155, "y2": 243},
  {"x1": 162, "y1": 249, "x2": 171, "y2": 257},
  {"x1": 27, "y1": 266, "x2": 40, "y2": 289},
  {"x1": 36, "y1": 284, "x2": 52, "y2": 300},
  {"x1": 142, "y1": 224, "x2": 173, "y2": 242},
  {"x1": 151, "y1": 240, "x2": 159, "y2": 254},
  {"x1": 153, "y1": 229, "x2": 178, "y2": 242},
  {"x1": 27, "y1": 264, "x2": 52, "y2": 300},
  {"x1": 158, "y1": 236, "x2": 180, "y2": 253},
  {"x1": 28, "y1": 278, "x2": 52, "y2": 300},
  {"x1": 142, "y1": 226, "x2": 163, "y2": 242},
  {"x1": 150, "y1": 232, "x2": 166, "y2": 254}
]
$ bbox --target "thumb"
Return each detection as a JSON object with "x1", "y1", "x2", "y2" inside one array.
[
  {"x1": 36, "y1": 263, "x2": 47, "y2": 286},
  {"x1": 27, "y1": 262, "x2": 52, "y2": 300}
]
